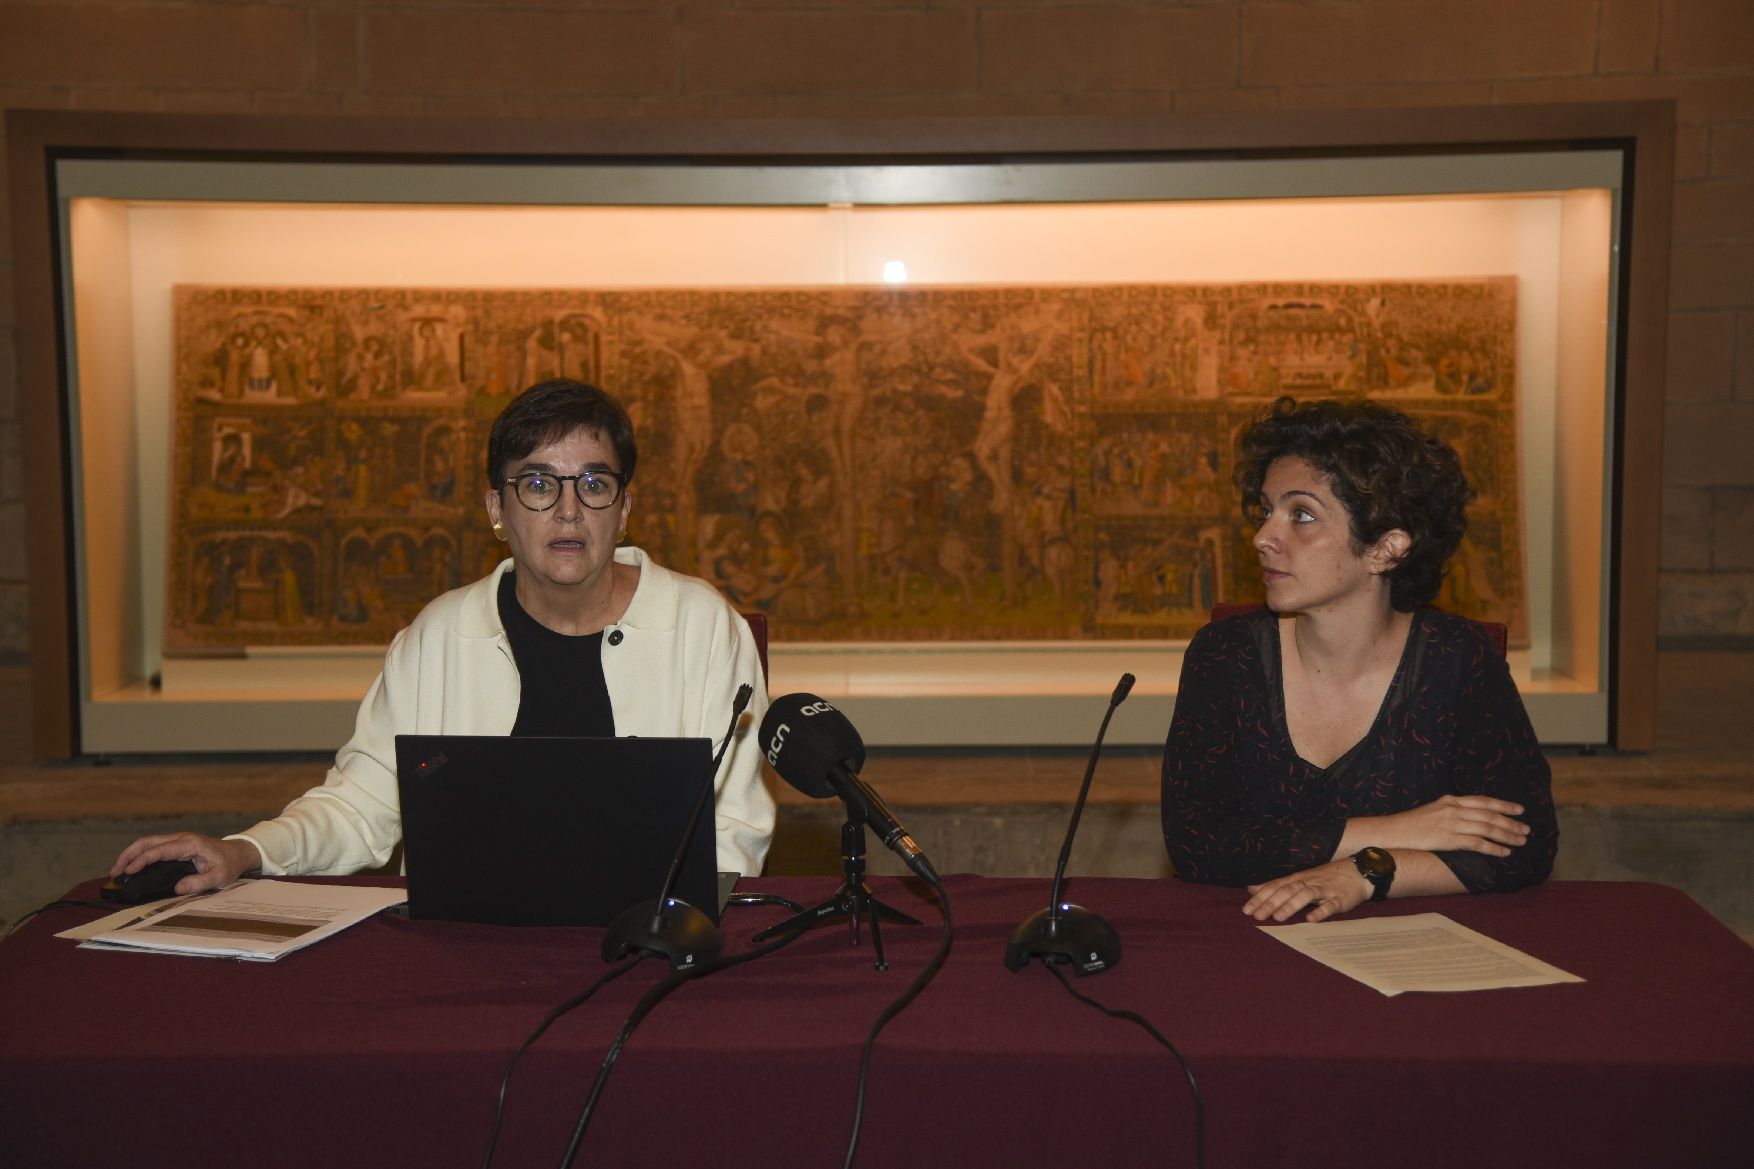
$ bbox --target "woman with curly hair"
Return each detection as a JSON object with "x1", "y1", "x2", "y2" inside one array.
[{"x1": 1161, "y1": 396, "x2": 1555, "y2": 922}]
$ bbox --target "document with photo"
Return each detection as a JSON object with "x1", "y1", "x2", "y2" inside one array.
[
  {"x1": 58, "y1": 887, "x2": 226, "y2": 943},
  {"x1": 84, "y1": 879, "x2": 406, "y2": 962}
]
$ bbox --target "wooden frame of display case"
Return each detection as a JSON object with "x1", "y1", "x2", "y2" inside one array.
[{"x1": 7, "y1": 102, "x2": 1671, "y2": 757}]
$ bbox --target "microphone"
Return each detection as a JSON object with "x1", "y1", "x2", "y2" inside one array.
[
  {"x1": 1004, "y1": 672, "x2": 1134, "y2": 976},
  {"x1": 600, "y1": 682, "x2": 754, "y2": 969},
  {"x1": 758, "y1": 693, "x2": 939, "y2": 884}
]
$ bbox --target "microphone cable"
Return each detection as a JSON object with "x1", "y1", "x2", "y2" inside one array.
[
  {"x1": 724, "y1": 891, "x2": 805, "y2": 913},
  {"x1": 480, "y1": 954, "x2": 649, "y2": 1169},
  {"x1": 556, "y1": 925, "x2": 807, "y2": 1169},
  {"x1": 1045, "y1": 961, "x2": 1205, "y2": 1169},
  {"x1": 842, "y1": 872, "x2": 953, "y2": 1169},
  {"x1": 1, "y1": 899, "x2": 116, "y2": 942}
]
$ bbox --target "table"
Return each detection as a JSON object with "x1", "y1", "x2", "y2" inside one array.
[{"x1": 3, "y1": 876, "x2": 1752, "y2": 1168}]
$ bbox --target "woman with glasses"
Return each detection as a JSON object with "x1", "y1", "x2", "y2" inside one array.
[
  {"x1": 112, "y1": 379, "x2": 775, "y2": 895},
  {"x1": 1161, "y1": 396, "x2": 1556, "y2": 923}
]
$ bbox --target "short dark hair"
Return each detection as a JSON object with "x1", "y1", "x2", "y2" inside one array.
[
  {"x1": 1235, "y1": 396, "x2": 1474, "y2": 612},
  {"x1": 485, "y1": 379, "x2": 638, "y2": 488}
]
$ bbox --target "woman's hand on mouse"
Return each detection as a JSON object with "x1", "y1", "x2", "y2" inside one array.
[
  {"x1": 111, "y1": 833, "x2": 262, "y2": 896},
  {"x1": 1345, "y1": 795, "x2": 1530, "y2": 857}
]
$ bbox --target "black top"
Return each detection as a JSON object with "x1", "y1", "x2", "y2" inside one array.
[
  {"x1": 1160, "y1": 607, "x2": 1556, "y2": 893},
  {"x1": 498, "y1": 571, "x2": 616, "y2": 738}
]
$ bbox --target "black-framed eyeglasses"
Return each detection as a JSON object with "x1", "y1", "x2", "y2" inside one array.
[{"x1": 503, "y1": 470, "x2": 626, "y2": 512}]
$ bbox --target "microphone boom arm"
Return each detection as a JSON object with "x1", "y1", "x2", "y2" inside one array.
[
  {"x1": 1004, "y1": 673, "x2": 1133, "y2": 976},
  {"x1": 600, "y1": 682, "x2": 754, "y2": 969},
  {"x1": 1047, "y1": 674, "x2": 1132, "y2": 921}
]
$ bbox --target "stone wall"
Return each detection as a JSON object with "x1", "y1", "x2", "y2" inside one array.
[{"x1": 2, "y1": 0, "x2": 1751, "y2": 654}]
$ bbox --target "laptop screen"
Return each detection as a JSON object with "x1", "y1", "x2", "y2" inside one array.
[{"x1": 394, "y1": 734, "x2": 717, "y2": 927}]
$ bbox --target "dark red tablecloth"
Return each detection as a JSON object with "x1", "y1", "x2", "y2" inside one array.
[{"x1": 2, "y1": 876, "x2": 1751, "y2": 1168}]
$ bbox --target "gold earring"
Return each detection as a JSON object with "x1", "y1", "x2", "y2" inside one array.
[
  {"x1": 617, "y1": 529, "x2": 628, "y2": 544},
  {"x1": 492, "y1": 522, "x2": 507, "y2": 542}
]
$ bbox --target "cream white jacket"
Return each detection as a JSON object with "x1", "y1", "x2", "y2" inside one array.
[{"x1": 232, "y1": 547, "x2": 776, "y2": 877}]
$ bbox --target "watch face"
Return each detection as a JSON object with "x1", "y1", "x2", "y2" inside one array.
[{"x1": 1356, "y1": 847, "x2": 1394, "y2": 877}]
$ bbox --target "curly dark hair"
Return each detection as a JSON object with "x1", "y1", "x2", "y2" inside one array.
[
  {"x1": 485, "y1": 379, "x2": 638, "y2": 488},
  {"x1": 1235, "y1": 396, "x2": 1474, "y2": 612}
]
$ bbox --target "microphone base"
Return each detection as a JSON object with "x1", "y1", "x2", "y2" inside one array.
[
  {"x1": 749, "y1": 879, "x2": 920, "y2": 972},
  {"x1": 600, "y1": 898, "x2": 723, "y2": 971},
  {"x1": 1003, "y1": 904, "x2": 1121, "y2": 976},
  {"x1": 749, "y1": 817, "x2": 921, "y2": 971}
]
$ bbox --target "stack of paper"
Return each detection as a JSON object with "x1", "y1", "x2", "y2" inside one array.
[{"x1": 61, "y1": 879, "x2": 406, "y2": 962}]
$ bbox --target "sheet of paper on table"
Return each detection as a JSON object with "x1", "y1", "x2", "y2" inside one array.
[
  {"x1": 56, "y1": 886, "x2": 237, "y2": 945},
  {"x1": 1259, "y1": 911, "x2": 1585, "y2": 996},
  {"x1": 64, "y1": 879, "x2": 407, "y2": 962}
]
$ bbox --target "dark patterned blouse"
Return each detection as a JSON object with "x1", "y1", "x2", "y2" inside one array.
[{"x1": 1160, "y1": 607, "x2": 1557, "y2": 892}]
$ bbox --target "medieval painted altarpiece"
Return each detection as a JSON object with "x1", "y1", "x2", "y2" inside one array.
[{"x1": 165, "y1": 280, "x2": 1525, "y2": 652}]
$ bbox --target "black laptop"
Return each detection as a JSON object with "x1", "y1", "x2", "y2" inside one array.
[{"x1": 394, "y1": 734, "x2": 720, "y2": 927}]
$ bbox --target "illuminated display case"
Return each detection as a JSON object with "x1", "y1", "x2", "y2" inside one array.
[{"x1": 7, "y1": 105, "x2": 1672, "y2": 755}]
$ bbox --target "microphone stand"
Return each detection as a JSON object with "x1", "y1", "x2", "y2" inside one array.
[
  {"x1": 750, "y1": 814, "x2": 920, "y2": 972},
  {"x1": 601, "y1": 683, "x2": 753, "y2": 970},
  {"x1": 1004, "y1": 673, "x2": 1134, "y2": 976}
]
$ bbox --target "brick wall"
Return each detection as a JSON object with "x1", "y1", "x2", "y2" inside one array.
[{"x1": 1, "y1": 0, "x2": 1751, "y2": 655}]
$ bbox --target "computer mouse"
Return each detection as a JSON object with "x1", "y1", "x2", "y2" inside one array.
[{"x1": 101, "y1": 859, "x2": 199, "y2": 903}]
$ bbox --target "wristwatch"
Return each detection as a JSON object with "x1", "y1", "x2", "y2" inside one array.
[{"x1": 1352, "y1": 846, "x2": 1396, "y2": 902}]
